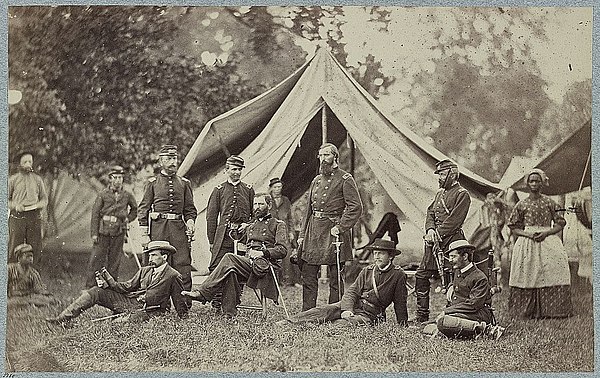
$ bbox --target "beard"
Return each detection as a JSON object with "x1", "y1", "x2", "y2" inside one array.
[
  {"x1": 254, "y1": 208, "x2": 268, "y2": 219},
  {"x1": 19, "y1": 166, "x2": 33, "y2": 173},
  {"x1": 319, "y1": 160, "x2": 335, "y2": 175}
]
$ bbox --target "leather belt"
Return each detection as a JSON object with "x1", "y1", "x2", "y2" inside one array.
[
  {"x1": 313, "y1": 211, "x2": 341, "y2": 219},
  {"x1": 159, "y1": 213, "x2": 182, "y2": 220},
  {"x1": 102, "y1": 215, "x2": 119, "y2": 223}
]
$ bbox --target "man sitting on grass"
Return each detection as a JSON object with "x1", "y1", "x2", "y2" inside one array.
[
  {"x1": 182, "y1": 193, "x2": 288, "y2": 319},
  {"x1": 424, "y1": 240, "x2": 505, "y2": 339},
  {"x1": 8, "y1": 243, "x2": 54, "y2": 307},
  {"x1": 277, "y1": 238, "x2": 408, "y2": 326},
  {"x1": 46, "y1": 241, "x2": 188, "y2": 324}
]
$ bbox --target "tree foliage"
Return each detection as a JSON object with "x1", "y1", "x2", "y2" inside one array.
[{"x1": 9, "y1": 6, "x2": 261, "y2": 176}]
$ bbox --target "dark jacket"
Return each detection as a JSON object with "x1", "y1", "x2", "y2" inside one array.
[
  {"x1": 206, "y1": 181, "x2": 254, "y2": 253},
  {"x1": 444, "y1": 264, "x2": 493, "y2": 323},
  {"x1": 340, "y1": 263, "x2": 408, "y2": 324},
  {"x1": 299, "y1": 167, "x2": 362, "y2": 264},
  {"x1": 91, "y1": 187, "x2": 137, "y2": 237},
  {"x1": 138, "y1": 172, "x2": 197, "y2": 227},
  {"x1": 245, "y1": 215, "x2": 289, "y2": 301},
  {"x1": 107, "y1": 265, "x2": 188, "y2": 317}
]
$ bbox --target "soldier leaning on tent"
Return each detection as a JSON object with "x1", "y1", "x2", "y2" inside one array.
[
  {"x1": 87, "y1": 165, "x2": 137, "y2": 288},
  {"x1": 296, "y1": 143, "x2": 363, "y2": 311},
  {"x1": 414, "y1": 159, "x2": 471, "y2": 324},
  {"x1": 138, "y1": 145, "x2": 197, "y2": 307}
]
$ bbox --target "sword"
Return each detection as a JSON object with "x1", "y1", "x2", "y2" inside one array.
[
  {"x1": 91, "y1": 305, "x2": 161, "y2": 322},
  {"x1": 332, "y1": 234, "x2": 344, "y2": 302},
  {"x1": 430, "y1": 229, "x2": 447, "y2": 294}
]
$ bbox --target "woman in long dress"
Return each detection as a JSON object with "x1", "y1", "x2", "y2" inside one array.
[{"x1": 507, "y1": 169, "x2": 572, "y2": 319}]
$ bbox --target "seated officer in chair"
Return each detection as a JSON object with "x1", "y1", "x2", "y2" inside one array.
[
  {"x1": 425, "y1": 240, "x2": 505, "y2": 339},
  {"x1": 277, "y1": 238, "x2": 408, "y2": 327},
  {"x1": 182, "y1": 193, "x2": 288, "y2": 318}
]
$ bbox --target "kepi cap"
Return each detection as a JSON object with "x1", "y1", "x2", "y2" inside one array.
[
  {"x1": 158, "y1": 145, "x2": 178, "y2": 157},
  {"x1": 364, "y1": 238, "x2": 401, "y2": 257},
  {"x1": 434, "y1": 159, "x2": 458, "y2": 174},
  {"x1": 145, "y1": 240, "x2": 177, "y2": 255},
  {"x1": 269, "y1": 177, "x2": 282, "y2": 187},
  {"x1": 226, "y1": 155, "x2": 245, "y2": 168}
]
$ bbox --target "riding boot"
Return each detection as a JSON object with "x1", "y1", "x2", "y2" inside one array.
[{"x1": 46, "y1": 291, "x2": 95, "y2": 324}]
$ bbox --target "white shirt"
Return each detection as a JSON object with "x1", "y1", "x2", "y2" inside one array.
[{"x1": 151, "y1": 263, "x2": 168, "y2": 282}]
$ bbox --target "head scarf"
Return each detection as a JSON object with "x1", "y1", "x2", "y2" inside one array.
[{"x1": 525, "y1": 168, "x2": 549, "y2": 187}]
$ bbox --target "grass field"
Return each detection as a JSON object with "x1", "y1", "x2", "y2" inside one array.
[{"x1": 5, "y1": 257, "x2": 594, "y2": 373}]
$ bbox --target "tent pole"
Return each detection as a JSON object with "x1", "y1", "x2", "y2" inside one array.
[
  {"x1": 321, "y1": 104, "x2": 328, "y2": 144},
  {"x1": 578, "y1": 150, "x2": 591, "y2": 192},
  {"x1": 349, "y1": 135, "x2": 355, "y2": 176}
]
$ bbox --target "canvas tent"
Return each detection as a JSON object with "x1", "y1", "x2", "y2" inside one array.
[
  {"x1": 508, "y1": 119, "x2": 591, "y2": 195},
  {"x1": 179, "y1": 47, "x2": 502, "y2": 272}
]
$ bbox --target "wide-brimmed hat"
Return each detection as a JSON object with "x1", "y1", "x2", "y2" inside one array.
[
  {"x1": 14, "y1": 244, "x2": 34, "y2": 258},
  {"x1": 434, "y1": 159, "x2": 458, "y2": 174},
  {"x1": 226, "y1": 155, "x2": 245, "y2": 168},
  {"x1": 145, "y1": 241, "x2": 177, "y2": 255},
  {"x1": 158, "y1": 145, "x2": 178, "y2": 157},
  {"x1": 364, "y1": 238, "x2": 401, "y2": 257},
  {"x1": 447, "y1": 240, "x2": 475, "y2": 254}
]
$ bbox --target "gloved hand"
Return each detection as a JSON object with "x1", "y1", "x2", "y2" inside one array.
[{"x1": 340, "y1": 311, "x2": 353, "y2": 319}]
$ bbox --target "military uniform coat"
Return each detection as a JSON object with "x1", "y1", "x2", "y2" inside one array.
[
  {"x1": 444, "y1": 264, "x2": 493, "y2": 323},
  {"x1": 91, "y1": 187, "x2": 137, "y2": 237},
  {"x1": 421, "y1": 182, "x2": 471, "y2": 270},
  {"x1": 206, "y1": 181, "x2": 254, "y2": 255},
  {"x1": 340, "y1": 263, "x2": 408, "y2": 324},
  {"x1": 107, "y1": 264, "x2": 188, "y2": 317},
  {"x1": 244, "y1": 215, "x2": 289, "y2": 301},
  {"x1": 137, "y1": 172, "x2": 197, "y2": 267},
  {"x1": 299, "y1": 167, "x2": 362, "y2": 265}
]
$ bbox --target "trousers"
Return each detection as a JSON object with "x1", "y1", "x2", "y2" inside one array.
[
  {"x1": 300, "y1": 262, "x2": 344, "y2": 311},
  {"x1": 290, "y1": 302, "x2": 371, "y2": 325},
  {"x1": 9, "y1": 209, "x2": 42, "y2": 263},
  {"x1": 86, "y1": 233, "x2": 125, "y2": 287}
]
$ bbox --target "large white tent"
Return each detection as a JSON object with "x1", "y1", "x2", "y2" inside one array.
[{"x1": 178, "y1": 47, "x2": 502, "y2": 272}]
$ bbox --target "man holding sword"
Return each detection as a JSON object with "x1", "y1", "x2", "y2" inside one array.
[
  {"x1": 137, "y1": 145, "x2": 197, "y2": 305},
  {"x1": 182, "y1": 193, "x2": 288, "y2": 319},
  {"x1": 414, "y1": 159, "x2": 471, "y2": 324},
  {"x1": 295, "y1": 143, "x2": 362, "y2": 311}
]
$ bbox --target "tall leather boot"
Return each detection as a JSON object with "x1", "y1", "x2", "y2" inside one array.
[{"x1": 46, "y1": 291, "x2": 95, "y2": 324}]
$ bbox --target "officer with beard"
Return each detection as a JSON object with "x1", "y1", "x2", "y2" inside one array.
[
  {"x1": 296, "y1": 143, "x2": 363, "y2": 311},
  {"x1": 182, "y1": 193, "x2": 288, "y2": 319},
  {"x1": 8, "y1": 152, "x2": 48, "y2": 263},
  {"x1": 413, "y1": 159, "x2": 471, "y2": 324},
  {"x1": 138, "y1": 145, "x2": 197, "y2": 306}
]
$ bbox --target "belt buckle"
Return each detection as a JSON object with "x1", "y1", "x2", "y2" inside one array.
[{"x1": 314, "y1": 211, "x2": 323, "y2": 218}]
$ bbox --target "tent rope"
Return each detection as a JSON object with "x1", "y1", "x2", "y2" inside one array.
[{"x1": 578, "y1": 149, "x2": 591, "y2": 192}]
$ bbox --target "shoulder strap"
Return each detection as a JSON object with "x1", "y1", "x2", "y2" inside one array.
[{"x1": 371, "y1": 268, "x2": 381, "y2": 302}]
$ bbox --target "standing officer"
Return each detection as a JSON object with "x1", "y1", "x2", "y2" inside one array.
[
  {"x1": 414, "y1": 159, "x2": 471, "y2": 323},
  {"x1": 206, "y1": 155, "x2": 254, "y2": 272},
  {"x1": 297, "y1": 143, "x2": 362, "y2": 311},
  {"x1": 87, "y1": 165, "x2": 138, "y2": 288},
  {"x1": 138, "y1": 145, "x2": 197, "y2": 302},
  {"x1": 8, "y1": 152, "x2": 48, "y2": 263}
]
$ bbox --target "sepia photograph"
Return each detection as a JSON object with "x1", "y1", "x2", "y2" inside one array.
[{"x1": 5, "y1": 5, "x2": 593, "y2": 372}]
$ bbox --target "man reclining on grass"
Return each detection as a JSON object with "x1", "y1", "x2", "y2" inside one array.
[
  {"x1": 277, "y1": 238, "x2": 408, "y2": 326},
  {"x1": 423, "y1": 240, "x2": 505, "y2": 339},
  {"x1": 8, "y1": 244, "x2": 55, "y2": 307},
  {"x1": 182, "y1": 193, "x2": 289, "y2": 319},
  {"x1": 46, "y1": 241, "x2": 188, "y2": 324}
]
